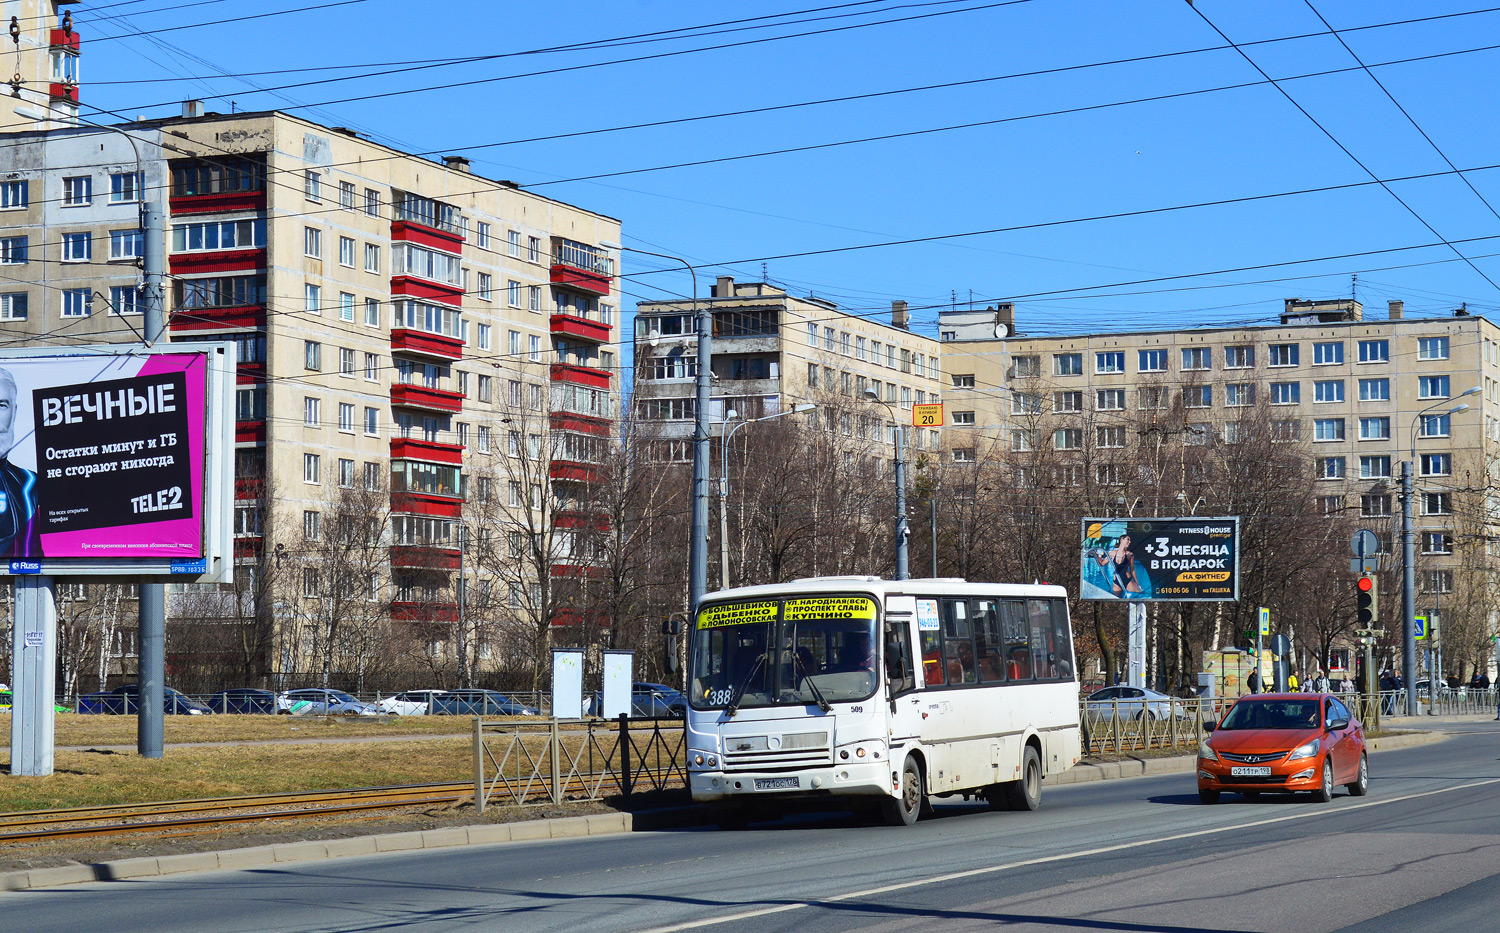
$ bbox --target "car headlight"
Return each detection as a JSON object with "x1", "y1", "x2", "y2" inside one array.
[
  {"x1": 1198, "y1": 742, "x2": 1218, "y2": 762},
  {"x1": 1288, "y1": 738, "x2": 1321, "y2": 761}
]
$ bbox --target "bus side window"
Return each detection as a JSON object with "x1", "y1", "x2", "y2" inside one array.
[
  {"x1": 972, "y1": 599, "x2": 1005, "y2": 683},
  {"x1": 942, "y1": 599, "x2": 975, "y2": 684},
  {"x1": 885, "y1": 621, "x2": 914, "y2": 696},
  {"x1": 1051, "y1": 599, "x2": 1075, "y2": 681},
  {"x1": 1028, "y1": 598, "x2": 1055, "y2": 680},
  {"x1": 920, "y1": 628, "x2": 944, "y2": 688},
  {"x1": 1002, "y1": 600, "x2": 1032, "y2": 682}
]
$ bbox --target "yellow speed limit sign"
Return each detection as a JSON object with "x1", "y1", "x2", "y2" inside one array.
[{"x1": 912, "y1": 403, "x2": 944, "y2": 427}]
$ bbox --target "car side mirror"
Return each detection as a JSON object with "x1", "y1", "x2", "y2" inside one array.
[
  {"x1": 1329, "y1": 718, "x2": 1349, "y2": 732},
  {"x1": 1203, "y1": 721, "x2": 1217, "y2": 733}
]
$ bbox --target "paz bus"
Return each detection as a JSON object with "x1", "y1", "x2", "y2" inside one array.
[{"x1": 686, "y1": 576, "x2": 1081, "y2": 827}]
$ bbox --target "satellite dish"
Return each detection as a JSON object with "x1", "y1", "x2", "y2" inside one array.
[
  {"x1": 993, "y1": 322, "x2": 1010, "y2": 338},
  {"x1": 647, "y1": 328, "x2": 661, "y2": 348}
]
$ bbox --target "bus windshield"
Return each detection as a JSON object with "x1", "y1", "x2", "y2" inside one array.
[{"x1": 691, "y1": 595, "x2": 880, "y2": 711}]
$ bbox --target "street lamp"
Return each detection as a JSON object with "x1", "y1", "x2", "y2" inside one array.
[
  {"x1": 1402, "y1": 386, "x2": 1478, "y2": 716},
  {"x1": 599, "y1": 240, "x2": 711, "y2": 617},
  {"x1": 865, "y1": 388, "x2": 909, "y2": 580},
  {"x1": 718, "y1": 403, "x2": 816, "y2": 588}
]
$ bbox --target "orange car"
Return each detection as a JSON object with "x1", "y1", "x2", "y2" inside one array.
[{"x1": 1197, "y1": 693, "x2": 1368, "y2": 803}]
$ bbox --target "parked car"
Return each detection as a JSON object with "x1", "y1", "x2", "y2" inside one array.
[
  {"x1": 374, "y1": 689, "x2": 451, "y2": 716},
  {"x1": 1197, "y1": 692, "x2": 1368, "y2": 804},
  {"x1": 206, "y1": 688, "x2": 278, "y2": 714},
  {"x1": 278, "y1": 688, "x2": 377, "y2": 716},
  {"x1": 431, "y1": 689, "x2": 538, "y2": 716},
  {"x1": 1083, "y1": 685, "x2": 1185, "y2": 721},
  {"x1": 77, "y1": 684, "x2": 213, "y2": 715},
  {"x1": 0, "y1": 689, "x2": 71, "y2": 713},
  {"x1": 587, "y1": 682, "x2": 687, "y2": 718}
]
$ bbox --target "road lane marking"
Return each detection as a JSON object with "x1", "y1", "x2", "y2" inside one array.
[{"x1": 638, "y1": 777, "x2": 1500, "y2": 932}]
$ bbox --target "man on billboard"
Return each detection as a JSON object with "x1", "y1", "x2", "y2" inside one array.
[{"x1": 0, "y1": 367, "x2": 40, "y2": 557}]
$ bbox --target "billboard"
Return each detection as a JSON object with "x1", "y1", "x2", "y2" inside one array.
[
  {"x1": 0, "y1": 345, "x2": 234, "y2": 580},
  {"x1": 1080, "y1": 517, "x2": 1240, "y2": 602}
]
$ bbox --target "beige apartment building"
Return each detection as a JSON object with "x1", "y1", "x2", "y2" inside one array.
[
  {"x1": 939, "y1": 298, "x2": 1500, "y2": 665},
  {"x1": 633, "y1": 278, "x2": 945, "y2": 460},
  {"x1": 0, "y1": 40, "x2": 622, "y2": 681}
]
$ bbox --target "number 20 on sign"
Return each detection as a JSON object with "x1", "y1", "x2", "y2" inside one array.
[{"x1": 912, "y1": 403, "x2": 943, "y2": 427}]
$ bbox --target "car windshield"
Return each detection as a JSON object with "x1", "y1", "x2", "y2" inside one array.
[
  {"x1": 331, "y1": 692, "x2": 357, "y2": 703},
  {"x1": 691, "y1": 594, "x2": 879, "y2": 710},
  {"x1": 1219, "y1": 699, "x2": 1321, "y2": 730}
]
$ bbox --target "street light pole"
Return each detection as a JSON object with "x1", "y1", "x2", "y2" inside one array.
[
  {"x1": 1405, "y1": 389, "x2": 1476, "y2": 716},
  {"x1": 719, "y1": 404, "x2": 815, "y2": 589},
  {"x1": 865, "y1": 389, "x2": 908, "y2": 580}
]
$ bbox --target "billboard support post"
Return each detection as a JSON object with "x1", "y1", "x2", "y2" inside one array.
[
  {"x1": 137, "y1": 197, "x2": 166, "y2": 759},
  {"x1": 11, "y1": 575, "x2": 57, "y2": 776},
  {"x1": 1127, "y1": 602, "x2": 1146, "y2": 688}
]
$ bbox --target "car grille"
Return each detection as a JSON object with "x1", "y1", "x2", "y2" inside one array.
[
  {"x1": 722, "y1": 731, "x2": 831, "y2": 772},
  {"x1": 1221, "y1": 774, "x2": 1286, "y2": 784},
  {"x1": 1218, "y1": 751, "x2": 1287, "y2": 764}
]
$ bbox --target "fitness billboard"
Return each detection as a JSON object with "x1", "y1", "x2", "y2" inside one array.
[{"x1": 1080, "y1": 517, "x2": 1240, "y2": 602}]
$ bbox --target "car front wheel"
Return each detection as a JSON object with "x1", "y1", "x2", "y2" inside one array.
[{"x1": 1313, "y1": 757, "x2": 1336, "y2": 802}]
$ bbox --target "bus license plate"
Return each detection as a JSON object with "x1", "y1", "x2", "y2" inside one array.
[
  {"x1": 754, "y1": 777, "x2": 799, "y2": 791},
  {"x1": 1230, "y1": 766, "x2": 1271, "y2": 777}
]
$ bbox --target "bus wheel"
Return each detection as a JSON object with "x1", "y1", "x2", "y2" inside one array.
[
  {"x1": 1005, "y1": 746, "x2": 1042, "y2": 811},
  {"x1": 881, "y1": 757, "x2": 924, "y2": 826}
]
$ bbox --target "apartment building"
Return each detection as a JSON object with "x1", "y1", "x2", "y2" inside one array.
[
  {"x1": 633, "y1": 278, "x2": 945, "y2": 459},
  {"x1": 0, "y1": 78, "x2": 621, "y2": 674},
  {"x1": 1, "y1": 1, "x2": 81, "y2": 131},
  {"x1": 939, "y1": 298, "x2": 1500, "y2": 653}
]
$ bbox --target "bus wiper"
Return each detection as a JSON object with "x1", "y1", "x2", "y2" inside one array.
[
  {"x1": 725, "y1": 652, "x2": 767, "y2": 718},
  {"x1": 793, "y1": 650, "x2": 832, "y2": 713}
]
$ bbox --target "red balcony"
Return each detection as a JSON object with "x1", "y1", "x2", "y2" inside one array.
[
  {"x1": 555, "y1": 511, "x2": 610, "y2": 532},
  {"x1": 390, "y1": 275, "x2": 463, "y2": 307},
  {"x1": 390, "y1": 383, "x2": 464, "y2": 414},
  {"x1": 389, "y1": 437, "x2": 464, "y2": 466},
  {"x1": 551, "y1": 264, "x2": 611, "y2": 297},
  {"x1": 392, "y1": 601, "x2": 459, "y2": 624},
  {"x1": 235, "y1": 420, "x2": 265, "y2": 444},
  {"x1": 391, "y1": 328, "x2": 463, "y2": 362},
  {"x1": 550, "y1": 362, "x2": 610, "y2": 390},
  {"x1": 169, "y1": 249, "x2": 264, "y2": 276},
  {"x1": 389, "y1": 545, "x2": 461, "y2": 571},
  {"x1": 550, "y1": 412, "x2": 609, "y2": 436},
  {"x1": 390, "y1": 493, "x2": 463, "y2": 518},
  {"x1": 233, "y1": 538, "x2": 262, "y2": 560},
  {"x1": 170, "y1": 190, "x2": 266, "y2": 216},
  {"x1": 50, "y1": 29, "x2": 81, "y2": 51},
  {"x1": 550, "y1": 461, "x2": 601, "y2": 484},
  {"x1": 170, "y1": 305, "x2": 266, "y2": 331},
  {"x1": 550, "y1": 313, "x2": 611, "y2": 343},
  {"x1": 390, "y1": 219, "x2": 463, "y2": 253},
  {"x1": 49, "y1": 83, "x2": 79, "y2": 103}
]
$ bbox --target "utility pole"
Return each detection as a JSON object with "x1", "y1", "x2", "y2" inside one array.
[
  {"x1": 930, "y1": 497, "x2": 937, "y2": 578},
  {"x1": 137, "y1": 194, "x2": 166, "y2": 758},
  {"x1": 865, "y1": 389, "x2": 907, "y2": 580},
  {"x1": 1400, "y1": 459, "x2": 1417, "y2": 717}
]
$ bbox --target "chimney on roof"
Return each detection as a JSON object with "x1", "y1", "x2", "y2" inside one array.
[
  {"x1": 996, "y1": 301, "x2": 1015, "y2": 337},
  {"x1": 1388, "y1": 300, "x2": 1404, "y2": 320},
  {"x1": 892, "y1": 300, "x2": 910, "y2": 330},
  {"x1": 181, "y1": 99, "x2": 204, "y2": 119},
  {"x1": 442, "y1": 155, "x2": 470, "y2": 173},
  {"x1": 712, "y1": 275, "x2": 734, "y2": 298}
]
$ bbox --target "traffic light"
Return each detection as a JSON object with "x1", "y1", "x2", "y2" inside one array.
[{"x1": 1355, "y1": 576, "x2": 1378, "y2": 626}]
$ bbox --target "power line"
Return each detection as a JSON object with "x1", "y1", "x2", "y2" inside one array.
[{"x1": 86, "y1": 0, "x2": 375, "y2": 43}]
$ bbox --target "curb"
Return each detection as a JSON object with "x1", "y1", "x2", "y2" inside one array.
[{"x1": 1, "y1": 729, "x2": 1457, "y2": 892}]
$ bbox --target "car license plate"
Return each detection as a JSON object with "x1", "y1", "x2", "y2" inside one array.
[
  {"x1": 1230, "y1": 766, "x2": 1272, "y2": 777},
  {"x1": 754, "y1": 777, "x2": 799, "y2": 791}
]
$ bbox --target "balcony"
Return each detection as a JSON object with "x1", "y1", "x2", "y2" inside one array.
[
  {"x1": 235, "y1": 420, "x2": 265, "y2": 444},
  {"x1": 168, "y1": 249, "x2": 265, "y2": 277},
  {"x1": 170, "y1": 189, "x2": 266, "y2": 215},
  {"x1": 550, "y1": 312, "x2": 611, "y2": 343},
  {"x1": 392, "y1": 601, "x2": 459, "y2": 624},
  {"x1": 170, "y1": 305, "x2": 266, "y2": 331},
  {"x1": 390, "y1": 219, "x2": 463, "y2": 253},
  {"x1": 389, "y1": 545, "x2": 461, "y2": 571},
  {"x1": 550, "y1": 362, "x2": 610, "y2": 390},
  {"x1": 391, "y1": 328, "x2": 464, "y2": 362},
  {"x1": 550, "y1": 412, "x2": 609, "y2": 436},
  {"x1": 390, "y1": 382, "x2": 464, "y2": 414},
  {"x1": 389, "y1": 437, "x2": 463, "y2": 466},
  {"x1": 551, "y1": 240, "x2": 614, "y2": 296},
  {"x1": 391, "y1": 194, "x2": 464, "y2": 250},
  {"x1": 550, "y1": 461, "x2": 601, "y2": 484}
]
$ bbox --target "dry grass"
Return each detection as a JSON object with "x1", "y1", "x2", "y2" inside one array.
[{"x1": 49, "y1": 713, "x2": 486, "y2": 747}]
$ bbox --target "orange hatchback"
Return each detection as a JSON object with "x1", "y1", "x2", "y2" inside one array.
[{"x1": 1197, "y1": 693, "x2": 1368, "y2": 804}]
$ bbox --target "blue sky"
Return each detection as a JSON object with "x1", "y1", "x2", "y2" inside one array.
[{"x1": 69, "y1": 0, "x2": 1500, "y2": 338}]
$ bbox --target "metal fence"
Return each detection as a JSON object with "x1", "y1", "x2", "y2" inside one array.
[{"x1": 472, "y1": 716, "x2": 686, "y2": 812}]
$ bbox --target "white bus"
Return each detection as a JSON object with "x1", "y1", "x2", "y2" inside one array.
[{"x1": 687, "y1": 576, "x2": 1081, "y2": 827}]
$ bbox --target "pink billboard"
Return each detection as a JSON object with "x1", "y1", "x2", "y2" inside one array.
[{"x1": 0, "y1": 352, "x2": 209, "y2": 560}]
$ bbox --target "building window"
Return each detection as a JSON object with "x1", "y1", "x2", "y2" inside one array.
[
  {"x1": 365, "y1": 298, "x2": 380, "y2": 327},
  {"x1": 302, "y1": 568, "x2": 320, "y2": 598},
  {"x1": 1422, "y1": 492, "x2": 1452, "y2": 515},
  {"x1": 0, "y1": 180, "x2": 26, "y2": 208},
  {"x1": 1011, "y1": 392, "x2": 1042, "y2": 415},
  {"x1": 1054, "y1": 353, "x2": 1082, "y2": 376},
  {"x1": 508, "y1": 229, "x2": 521, "y2": 257},
  {"x1": 1271, "y1": 419, "x2": 1300, "y2": 442},
  {"x1": 339, "y1": 292, "x2": 355, "y2": 322},
  {"x1": 1358, "y1": 377, "x2": 1390, "y2": 401},
  {"x1": 1319, "y1": 457, "x2": 1345, "y2": 480},
  {"x1": 952, "y1": 410, "x2": 975, "y2": 425},
  {"x1": 303, "y1": 510, "x2": 322, "y2": 541},
  {"x1": 171, "y1": 218, "x2": 266, "y2": 252},
  {"x1": 62, "y1": 232, "x2": 91, "y2": 261},
  {"x1": 111, "y1": 283, "x2": 141, "y2": 315},
  {"x1": 1138, "y1": 348, "x2": 1167, "y2": 372},
  {"x1": 303, "y1": 397, "x2": 321, "y2": 426},
  {"x1": 338, "y1": 180, "x2": 355, "y2": 208},
  {"x1": 477, "y1": 272, "x2": 492, "y2": 301},
  {"x1": 363, "y1": 188, "x2": 381, "y2": 216},
  {"x1": 1096, "y1": 463, "x2": 1122, "y2": 485},
  {"x1": 304, "y1": 170, "x2": 320, "y2": 201},
  {"x1": 1314, "y1": 380, "x2": 1344, "y2": 403},
  {"x1": 304, "y1": 226, "x2": 321, "y2": 258},
  {"x1": 1313, "y1": 341, "x2": 1343, "y2": 365},
  {"x1": 61, "y1": 288, "x2": 91, "y2": 317},
  {"x1": 1358, "y1": 416, "x2": 1390, "y2": 440},
  {"x1": 1095, "y1": 351, "x2": 1125, "y2": 374},
  {"x1": 1418, "y1": 375, "x2": 1450, "y2": 399},
  {"x1": 508, "y1": 280, "x2": 521, "y2": 307},
  {"x1": 1181, "y1": 385, "x2": 1210, "y2": 408},
  {"x1": 528, "y1": 236, "x2": 541, "y2": 261},
  {"x1": 304, "y1": 453, "x2": 321, "y2": 483},
  {"x1": 1313, "y1": 418, "x2": 1345, "y2": 441},
  {"x1": 364, "y1": 406, "x2": 378, "y2": 435},
  {"x1": 1055, "y1": 428, "x2": 1083, "y2": 450},
  {"x1": 1225, "y1": 383, "x2": 1255, "y2": 407},
  {"x1": 109, "y1": 171, "x2": 143, "y2": 202},
  {"x1": 305, "y1": 340, "x2": 322, "y2": 371},
  {"x1": 305, "y1": 283, "x2": 321, "y2": 314},
  {"x1": 529, "y1": 285, "x2": 540, "y2": 311},
  {"x1": 952, "y1": 448, "x2": 975, "y2": 463},
  {"x1": 1224, "y1": 345, "x2": 1254, "y2": 369},
  {"x1": 1053, "y1": 390, "x2": 1082, "y2": 413},
  {"x1": 1181, "y1": 347, "x2": 1211, "y2": 371},
  {"x1": 339, "y1": 347, "x2": 355, "y2": 375},
  {"x1": 108, "y1": 229, "x2": 142, "y2": 260},
  {"x1": 338, "y1": 235, "x2": 354, "y2": 267},
  {"x1": 1418, "y1": 336, "x2": 1450, "y2": 361},
  {"x1": 0, "y1": 293, "x2": 28, "y2": 321},
  {"x1": 1420, "y1": 453, "x2": 1451, "y2": 476},
  {"x1": 1270, "y1": 381, "x2": 1300, "y2": 405},
  {"x1": 0, "y1": 235, "x2": 26, "y2": 264},
  {"x1": 1422, "y1": 532, "x2": 1453, "y2": 555},
  {"x1": 1320, "y1": 495, "x2": 1344, "y2": 516},
  {"x1": 1360, "y1": 494, "x2": 1392, "y2": 517},
  {"x1": 1097, "y1": 425, "x2": 1126, "y2": 448},
  {"x1": 1424, "y1": 569, "x2": 1454, "y2": 593},
  {"x1": 1358, "y1": 339, "x2": 1389, "y2": 363},
  {"x1": 338, "y1": 403, "x2": 354, "y2": 432},
  {"x1": 62, "y1": 175, "x2": 92, "y2": 206},
  {"x1": 1359, "y1": 455, "x2": 1391, "y2": 479},
  {"x1": 1097, "y1": 388, "x2": 1126, "y2": 410},
  {"x1": 1420, "y1": 414, "x2": 1452, "y2": 437},
  {"x1": 1268, "y1": 343, "x2": 1299, "y2": 367},
  {"x1": 953, "y1": 373, "x2": 975, "y2": 388}
]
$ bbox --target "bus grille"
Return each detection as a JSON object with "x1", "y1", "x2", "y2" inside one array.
[{"x1": 723, "y1": 731, "x2": 831, "y2": 772}]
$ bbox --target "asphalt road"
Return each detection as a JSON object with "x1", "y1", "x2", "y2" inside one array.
[{"x1": 7, "y1": 721, "x2": 1499, "y2": 933}]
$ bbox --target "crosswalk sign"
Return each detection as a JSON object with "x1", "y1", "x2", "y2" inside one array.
[{"x1": 1415, "y1": 615, "x2": 1427, "y2": 639}]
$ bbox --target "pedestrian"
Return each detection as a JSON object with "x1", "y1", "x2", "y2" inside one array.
[
  {"x1": 1246, "y1": 666, "x2": 1260, "y2": 694},
  {"x1": 1288, "y1": 670, "x2": 1300, "y2": 692}
]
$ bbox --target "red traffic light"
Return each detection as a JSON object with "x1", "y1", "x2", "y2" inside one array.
[{"x1": 1357, "y1": 576, "x2": 1374, "y2": 592}]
